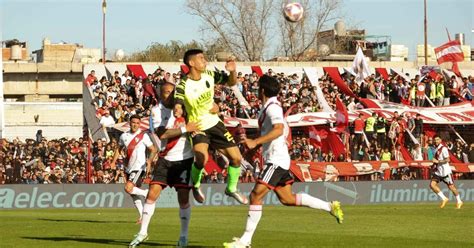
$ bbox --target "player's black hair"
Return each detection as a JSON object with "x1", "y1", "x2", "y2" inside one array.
[
  {"x1": 258, "y1": 75, "x2": 280, "y2": 98},
  {"x1": 129, "y1": 114, "x2": 141, "y2": 122},
  {"x1": 183, "y1": 49, "x2": 204, "y2": 67}
]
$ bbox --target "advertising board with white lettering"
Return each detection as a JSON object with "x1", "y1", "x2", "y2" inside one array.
[{"x1": 1, "y1": 181, "x2": 473, "y2": 209}]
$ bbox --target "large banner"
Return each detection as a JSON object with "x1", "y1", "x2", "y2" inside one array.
[
  {"x1": 112, "y1": 101, "x2": 474, "y2": 132},
  {"x1": 290, "y1": 160, "x2": 474, "y2": 182},
  {"x1": 1, "y1": 181, "x2": 473, "y2": 209}
]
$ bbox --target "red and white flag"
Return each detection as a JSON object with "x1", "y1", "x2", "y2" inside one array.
[
  {"x1": 307, "y1": 126, "x2": 327, "y2": 148},
  {"x1": 333, "y1": 97, "x2": 349, "y2": 133},
  {"x1": 434, "y1": 40, "x2": 464, "y2": 64}
]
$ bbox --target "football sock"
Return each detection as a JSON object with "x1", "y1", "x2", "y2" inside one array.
[
  {"x1": 437, "y1": 191, "x2": 448, "y2": 200},
  {"x1": 191, "y1": 164, "x2": 204, "y2": 188},
  {"x1": 179, "y1": 206, "x2": 191, "y2": 238},
  {"x1": 226, "y1": 166, "x2": 241, "y2": 192},
  {"x1": 296, "y1": 193, "x2": 331, "y2": 212},
  {"x1": 455, "y1": 194, "x2": 462, "y2": 203},
  {"x1": 240, "y1": 205, "x2": 262, "y2": 245},
  {"x1": 131, "y1": 187, "x2": 148, "y2": 197},
  {"x1": 132, "y1": 195, "x2": 144, "y2": 218},
  {"x1": 139, "y1": 202, "x2": 156, "y2": 235}
]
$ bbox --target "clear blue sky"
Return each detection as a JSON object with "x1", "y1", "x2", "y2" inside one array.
[{"x1": 1, "y1": 0, "x2": 472, "y2": 60}]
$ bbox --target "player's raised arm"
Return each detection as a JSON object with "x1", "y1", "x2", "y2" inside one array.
[
  {"x1": 224, "y1": 58, "x2": 237, "y2": 86},
  {"x1": 174, "y1": 79, "x2": 186, "y2": 106}
]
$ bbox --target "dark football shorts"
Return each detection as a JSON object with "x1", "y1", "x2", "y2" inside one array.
[
  {"x1": 192, "y1": 121, "x2": 237, "y2": 149},
  {"x1": 150, "y1": 157, "x2": 194, "y2": 189},
  {"x1": 431, "y1": 173, "x2": 454, "y2": 185},
  {"x1": 257, "y1": 163, "x2": 294, "y2": 190},
  {"x1": 126, "y1": 169, "x2": 145, "y2": 187}
]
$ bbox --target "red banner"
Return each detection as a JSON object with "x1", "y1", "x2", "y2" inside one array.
[
  {"x1": 127, "y1": 64, "x2": 147, "y2": 79},
  {"x1": 375, "y1": 68, "x2": 389, "y2": 80},
  {"x1": 251, "y1": 66, "x2": 263, "y2": 77},
  {"x1": 323, "y1": 67, "x2": 357, "y2": 98},
  {"x1": 290, "y1": 160, "x2": 474, "y2": 182}
]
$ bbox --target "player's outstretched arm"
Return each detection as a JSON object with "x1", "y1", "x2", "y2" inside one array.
[
  {"x1": 244, "y1": 123, "x2": 284, "y2": 149},
  {"x1": 156, "y1": 122, "x2": 201, "y2": 140}
]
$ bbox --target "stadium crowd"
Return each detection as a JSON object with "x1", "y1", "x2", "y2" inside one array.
[
  {"x1": 0, "y1": 135, "x2": 257, "y2": 185},
  {"x1": 2, "y1": 67, "x2": 473, "y2": 185}
]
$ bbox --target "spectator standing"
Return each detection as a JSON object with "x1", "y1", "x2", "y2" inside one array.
[
  {"x1": 416, "y1": 80, "x2": 426, "y2": 107},
  {"x1": 121, "y1": 70, "x2": 132, "y2": 86},
  {"x1": 353, "y1": 114, "x2": 365, "y2": 147},
  {"x1": 365, "y1": 113, "x2": 377, "y2": 144},
  {"x1": 375, "y1": 115, "x2": 387, "y2": 149},
  {"x1": 347, "y1": 97, "x2": 356, "y2": 112},
  {"x1": 411, "y1": 143, "x2": 423, "y2": 161},
  {"x1": 100, "y1": 110, "x2": 116, "y2": 128},
  {"x1": 468, "y1": 143, "x2": 474, "y2": 163},
  {"x1": 35, "y1": 130, "x2": 43, "y2": 144},
  {"x1": 429, "y1": 79, "x2": 436, "y2": 105},
  {"x1": 413, "y1": 114, "x2": 423, "y2": 143},
  {"x1": 436, "y1": 79, "x2": 445, "y2": 106},
  {"x1": 388, "y1": 117, "x2": 401, "y2": 147},
  {"x1": 443, "y1": 78, "x2": 452, "y2": 106}
]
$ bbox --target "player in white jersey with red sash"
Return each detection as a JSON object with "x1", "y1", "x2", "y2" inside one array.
[
  {"x1": 130, "y1": 82, "x2": 200, "y2": 248},
  {"x1": 430, "y1": 136, "x2": 463, "y2": 209},
  {"x1": 111, "y1": 115, "x2": 158, "y2": 223},
  {"x1": 224, "y1": 75, "x2": 344, "y2": 248}
]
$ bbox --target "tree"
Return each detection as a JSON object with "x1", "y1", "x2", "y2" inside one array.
[
  {"x1": 278, "y1": 0, "x2": 342, "y2": 61},
  {"x1": 185, "y1": 0, "x2": 274, "y2": 61},
  {"x1": 124, "y1": 40, "x2": 203, "y2": 62}
]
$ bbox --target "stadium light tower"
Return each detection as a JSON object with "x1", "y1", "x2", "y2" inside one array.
[
  {"x1": 423, "y1": 0, "x2": 428, "y2": 65},
  {"x1": 102, "y1": 0, "x2": 107, "y2": 64}
]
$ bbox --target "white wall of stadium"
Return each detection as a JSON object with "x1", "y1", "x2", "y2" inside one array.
[{"x1": 1, "y1": 181, "x2": 473, "y2": 209}]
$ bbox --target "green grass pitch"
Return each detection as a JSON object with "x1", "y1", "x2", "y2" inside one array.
[{"x1": 0, "y1": 204, "x2": 472, "y2": 248}]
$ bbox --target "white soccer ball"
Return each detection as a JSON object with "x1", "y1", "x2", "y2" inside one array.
[{"x1": 283, "y1": 2, "x2": 304, "y2": 23}]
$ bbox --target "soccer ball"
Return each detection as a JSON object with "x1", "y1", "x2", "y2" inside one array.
[{"x1": 283, "y1": 2, "x2": 304, "y2": 23}]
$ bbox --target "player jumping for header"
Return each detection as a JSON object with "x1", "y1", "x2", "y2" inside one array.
[{"x1": 175, "y1": 49, "x2": 248, "y2": 204}]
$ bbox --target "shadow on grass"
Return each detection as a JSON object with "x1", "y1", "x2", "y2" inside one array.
[
  {"x1": 22, "y1": 236, "x2": 219, "y2": 247},
  {"x1": 37, "y1": 218, "x2": 132, "y2": 224}
]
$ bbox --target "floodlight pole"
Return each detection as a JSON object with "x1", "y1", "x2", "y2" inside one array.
[
  {"x1": 424, "y1": 0, "x2": 428, "y2": 65},
  {"x1": 102, "y1": 0, "x2": 107, "y2": 64}
]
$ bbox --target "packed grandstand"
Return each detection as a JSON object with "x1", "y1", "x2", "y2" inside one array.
[{"x1": 2, "y1": 65, "x2": 474, "y2": 184}]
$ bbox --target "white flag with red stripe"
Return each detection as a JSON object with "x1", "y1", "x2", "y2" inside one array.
[{"x1": 434, "y1": 40, "x2": 464, "y2": 64}]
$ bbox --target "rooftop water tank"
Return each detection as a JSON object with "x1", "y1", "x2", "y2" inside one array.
[
  {"x1": 335, "y1": 20, "x2": 346, "y2": 36},
  {"x1": 10, "y1": 45, "x2": 22, "y2": 60}
]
